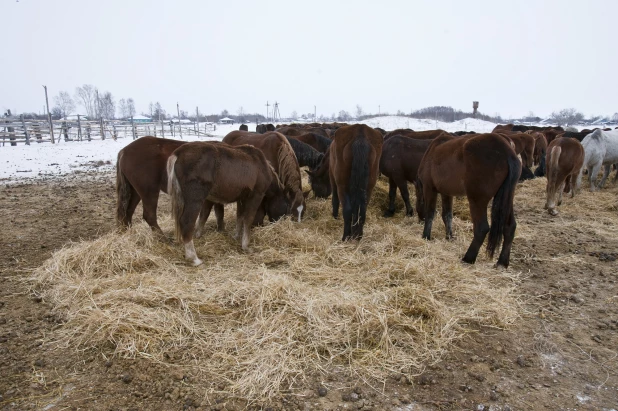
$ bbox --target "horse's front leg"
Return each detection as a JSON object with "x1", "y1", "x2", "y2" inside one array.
[
  {"x1": 194, "y1": 200, "x2": 214, "y2": 238},
  {"x1": 383, "y1": 177, "x2": 397, "y2": 217},
  {"x1": 598, "y1": 164, "x2": 612, "y2": 189},
  {"x1": 240, "y1": 195, "x2": 264, "y2": 252}
]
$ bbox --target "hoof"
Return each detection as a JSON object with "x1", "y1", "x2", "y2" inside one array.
[
  {"x1": 493, "y1": 262, "x2": 508, "y2": 270},
  {"x1": 191, "y1": 258, "x2": 203, "y2": 267},
  {"x1": 405, "y1": 210, "x2": 414, "y2": 217},
  {"x1": 543, "y1": 203, "x2": 549, "y2": 210},
  {"x1": 242, "y1": 247, "x2": 253, "y2": 253},
  {"x1": 461, "y1": 256, "x2": 476, "y2": 265},
  {"x1": 194, "y1": 230, "x2": 203, "y2": 239},
  {"x1": 383, "y1": 210, "x2": 395, "y2": 218},
  {"x1": 548, "y1": 208, "x2": 559, "y2": 216}
]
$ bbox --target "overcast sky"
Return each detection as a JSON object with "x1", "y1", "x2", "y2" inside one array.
[{"x1": 1, "y1": 0, "x2": 616, "y2": 120}]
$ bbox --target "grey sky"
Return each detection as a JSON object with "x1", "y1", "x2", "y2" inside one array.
[{"x1": 1, "y1": 0, "x2": 616, "y2": 119}]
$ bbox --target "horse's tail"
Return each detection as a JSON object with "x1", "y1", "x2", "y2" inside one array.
[
  {"x1": 116, "y1": 150, "x2": 132, "y2": 228},
  {"x1": 545, "y1": 145, "x2": 562, "y2": 208},
  {"x1": 167, "y1": 154, "x2": 184, "y2": 243},
  {"x1": 534, "y1": 149, "x2": 546, "y2": 177},
  {"x1": 349, "y1": 137, "x2": 370, "y2": 238},
  {"x1": 487, "y1": 151, "x2": 521, "y2": 258}
]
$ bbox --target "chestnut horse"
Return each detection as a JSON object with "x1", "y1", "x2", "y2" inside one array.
[
  {"x1": 116, "y1": 136, "x2": 187, "y2": 232},
  {"x1": 380, "y1": 135, "x2": 435, "y2": 217},
  {"x1": 329, "y1": 124, "x2": 383, "y2": 241},
  {"x1": 416, "y1": 133, "x2": 521, "y2": 268},
  {"x1": 223, "y1": 130, "x2": 306, "y2": 222},
  {"x1": 545, "y1": 137, "x2": 584, "y2": 216},
  {"x1": 167, "y1": 142, "x2": 286, "y2": 265}
]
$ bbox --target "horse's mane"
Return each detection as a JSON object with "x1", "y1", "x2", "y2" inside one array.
[
  {"x1": 266, "y1": 160, "x2": 285, "y2": 191},
  {"x1": 275, "y1": 133, "x2": 303, "y2": 194}
]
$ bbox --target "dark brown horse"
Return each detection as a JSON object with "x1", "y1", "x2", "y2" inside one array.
[
  {"x1": 329, "y1": 124, "x2": 383, "y2": 240},
  {"x1": 503, "y1": 132, "x2": 535, "y2": 169},
  {"x1": 383, "y1": 129, "x2": 445, "y2": 141},
  {"x1": 288, "y1": 132, "x2": 332, "y2": 153},
  {"x1": 239, "y1": 124, "x2": 249, "y2": 131},
  {"x1": 223, "y1": 130, "x2": 306, "y2": 222},
  {"x1": 167, "y1": 142, "x2": 286, "y2": 265},
  {"x1": 416, "y1": 133, "x2": 521, "y2": 268},
  {"x1": 116, "y1": 136, "x2": 187, "y2": 233},
  {"x1": 305, "y1": 146, "x2": 331, "y2": 198},
  {"x1": 527, "y1": 131, "x2": 548, "y2": 177},
  {"x1": 545, "y1": 137, "x2": 584, "y2": 216},
  {"x1": 380, "y1": 135, "x2": 434, "y2": 217}
]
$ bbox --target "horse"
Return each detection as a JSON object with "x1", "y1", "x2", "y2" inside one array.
[
  {"x1": 305, "y1": 146, "x2": 332, "y2": 198},
  {"x1": 579, "y1": 129, "x2": 618, "y2": 190},
  {"x1": 223, "y1": 130, "x2": 306, "y2": 221},
  {"x1": 288, "y1": 132, "x2": 332, "y2": 153},
  {"x1": 116, "y1": 136, "x2": 188, "y2": 233},
  {"x1": 493, "y1": 124, "x2": 514, "y2": 132},
  {"x1": 239, "y1": 124, "x2": 249, "y2": 131},
  {"x1": 285, "y1": 136, "x2": 324, "y2": 169},
  {"x1": 256, "y1": 124, "x2": 267, "y2": 134},
  {"x1": 329, "y1": 124, "x2": 383, "y2": 241},
  {"x1": 506, "y1": 132, "x2": 535, "y2": 169},
  {"x1": 545, "y1": 137, "x2": 584, "y2": 216},
  {"x1": 380, "y1": 135, "x2": 435, "y2": 217},
  {"x1": 543, "y1": 129, "x2": 563, "y2": 145},
  {"x1": 167, "y1": 142, "x2": 286, "y2": 265},
  {"x1": 383, "y1": 129, "x2": 444, "y2": 141},
  {"x1": 453, "y1": 131, "x2": 477, "y2": 136},
  {"x1": 415, "y1": 133, "x2": 521, "y2": 268}
]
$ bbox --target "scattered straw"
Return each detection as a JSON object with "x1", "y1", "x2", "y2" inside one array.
[{"x1": 29, "y1": 176, "x2": 526, "y2": 401}]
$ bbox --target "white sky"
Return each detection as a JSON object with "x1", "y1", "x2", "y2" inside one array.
[{"x1": 1, "y1": 0, "x2": 616, "y2": 119}]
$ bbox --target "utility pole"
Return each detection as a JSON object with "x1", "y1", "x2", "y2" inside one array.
[
  {"x1": 265, "y1": 101, "x2": 270, "y2": 122},
  {"x1": 314, "y1": 105, "x2": 316, "y2": 122},
  {"x1": 43, "y1": 85, "x2": 55, "y2": 143},
  {"x1": 378, "y1": 105, "x2": 380, "y2": 115},
  {"x1": 177, "y1": 102, "x2": 182, "y2": 139},
  {"x1": 195, "y1": 106, "x2": 199, "y2": 134}
]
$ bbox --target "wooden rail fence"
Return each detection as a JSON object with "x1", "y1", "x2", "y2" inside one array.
[{"x1": 1, "y1": 117, "x2": 217, "y2": 146}]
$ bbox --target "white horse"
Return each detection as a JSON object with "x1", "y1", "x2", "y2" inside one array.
[{"x1": 580, "y1": 129, "x2": 618, "y2": 190}]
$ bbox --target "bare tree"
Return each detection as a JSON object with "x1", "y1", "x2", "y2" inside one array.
[
  {"x1": 290, "y1": 110, "x2": 298, "y2": 120},
  {"x1": 127, "y1": 98, "x2": 136, "y2": 118},
  {"x1": 355, "y1": 104, "x2": 364, "y2": 119},
  {"x1": 74, "y1": 84, "x2": 97, "y2": 118},
  {"x1": 98, "y1": 92, "x2": 115, "y2": 120},
  {"x1": 148, "y1": 102, "x2": 154, "y2": 118},
  {"x1": 118, "y1": 99, "x2": 128, "y2": 119},
  {"x1": 221, "y1": 109, "x2": 229, "y2": 118},
  {"x1": 53, "y1": 91, "x2": 75, "y2": 119},
  {"x1": 613, "y1": 113, "x2": 618, "y2": 122},
  {"x1": 337, "y1": 110, "x2": 351, "y2": 121},
  {"x1": 153, "y1": 102, "x2": 165, "y2": 120},
  {"x1": 550, "y1": 108, "x2": 584, "y2": 126}
]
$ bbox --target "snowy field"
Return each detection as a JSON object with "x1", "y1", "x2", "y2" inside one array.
[{"x1": 0, "y1": 116, "x2": 518, "y2": 182}]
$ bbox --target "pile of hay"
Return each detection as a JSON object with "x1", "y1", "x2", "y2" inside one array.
[{"x1": 29, "y1": 178, "x2": 520, "y2": 401}]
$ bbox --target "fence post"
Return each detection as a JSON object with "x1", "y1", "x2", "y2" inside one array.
[
  {"x1": 112, "y1": 123, "x2": 117, "y2": 141},
  {"x1": 86, "y1": 123, "x2": 92, "y2": 141},
  {"x1": 131, "y1": 116, "x2": 137, "y2": 140},
  {"x1": 77, "y1": 115, "x2": 82, "y2": 141},
  {"x1": 170, "y1": 121, "x2": 174, "y2": 138},
  {"x1": 33, "y1": 122, "x2": 42, "y2": 143},
  {"x1": 161, "y1": 120, "x2": 165, "y2": 137},
  {"x1": 100, "y1": 118, "x2": 105, "y2": 140},
  {"x1": 21, "y1": 115, "x2": 30, "y2": 145}
]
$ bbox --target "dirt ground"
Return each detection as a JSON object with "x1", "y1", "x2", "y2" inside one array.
[{"x1": 0, "y1": 169, "x2": 617, "y2": 411}]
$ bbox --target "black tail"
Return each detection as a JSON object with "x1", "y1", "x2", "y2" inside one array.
[
  {"x1": 349, "y1": 137, "x2": 370, "y2": 239},
  {"x1": 487, "y1": 153, "x2": 521, "y2": 258},
  {"x1": 116, "y1": 150, "x2": 132, "y2": 227}
]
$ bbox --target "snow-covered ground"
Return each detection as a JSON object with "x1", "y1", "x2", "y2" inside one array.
[{"x1": 0, "y1": 116, "x2": 508, "y2": 183}]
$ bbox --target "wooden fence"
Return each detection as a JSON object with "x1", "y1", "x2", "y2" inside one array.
[{"x1": 0, "y1": 116, "x2": 217, "y2": 146}]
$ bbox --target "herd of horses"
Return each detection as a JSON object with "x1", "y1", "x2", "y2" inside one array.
[{"x1": 115, "y1": 120, "x2": 618, "y2": 267}]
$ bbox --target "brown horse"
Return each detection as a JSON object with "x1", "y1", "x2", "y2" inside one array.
[
  {"x1": 383, "y1": 129, "x2": 445, "y2": 141},
  {"x1": 380, "y1": 135, "x2": 435, "y2": 217},
  {"x1": 167, "y1": 142, "x2": 286, "y2": 265},
  {"x1": 416, "y1": 133, "x2": 521, "y2": 268},
  {"x1": 288, "y1": 132, "x2": 332, "y2": 153},
  {"x1": 329, "y1": 124, "x2": 383, "y2": 240},
  {"x1": 545, "y1": 137, "x2": 584, "y2": 216},
  {"x1": 506, "y1": 132, "x2": 535, "y2": 169},
  {"x1": 116, "y1": 136, "x2": 187, "y2": 233},
  {"x1": 223, "y1": 130, "x2": 306, "y2": 222},
  {"x1": 239, "y1": 124, "x2": 249, "y2": 131}
]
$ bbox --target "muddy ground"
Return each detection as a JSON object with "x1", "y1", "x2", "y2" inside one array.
[{"x1": 0, "y1": 170, "x2": 617, "y2": 411}]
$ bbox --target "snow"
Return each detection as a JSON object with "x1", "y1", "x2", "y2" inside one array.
[{"x1": 0, "y1": 116, "x2": 496, "y2": 183}]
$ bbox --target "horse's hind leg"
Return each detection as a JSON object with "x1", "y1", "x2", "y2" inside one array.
[
  {"x1": 120, "y1": 186, "x2": 141, "y2": 227},
  {"x1": 239, "y1": 195, "x2": 263, "y2": 252},
  {"x1": 195, "y1": 201, "x2": 214, "y2": 239},
  {"x1": 421, "y1": 187, "x2": 438, "y2": 240},
  {"x1": 589, "y1": 162, "x2": 602, "y2": 191},
  {"x1": 331, "y1": 175, "x2": 340, "y2": 219},
  {"x1": 598, "y1": 164, "x2": 612, "y2": 188},
  {"x1": 142, "y1": 192, "x2": 163, "y2": 235},
  {"x1": 441, "y1": 194, "x2": 454, "y2": 240},
  {"x1": 179, "y1": 200, "x2": 204, "y2": 266},
  {"x1": 383, "y1": 177, "x2": 397, "y2": 217},
  {"x1": 462, "y1": 200, "x2": 490, "y2": 264},
  {"x1": 397, "y1": 178, "x2": 414, "y2": 217},
  {"x1": 341, "y1": 192, "x2": 353, "y2": 241},
  {"x1": 496, "y1": 207, "x2": 516, "y2": 268}
]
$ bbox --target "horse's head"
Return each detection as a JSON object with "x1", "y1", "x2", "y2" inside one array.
[
  {"x1": 306, "y1": 154, "x2": 332, "y2": 198},
  {"x1": 414, "y1": 179, "x2": 425, "y2": 222},
  {"x1": 264, "y1": 171, "x2": 289, "y2": 222},
  {"x1": 288, "y1": 190, "x2": 306, "y2": 222}
]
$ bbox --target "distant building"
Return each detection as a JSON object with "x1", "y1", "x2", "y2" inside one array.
[
  {"x1": 132, "y1": 115, "x2": 152, "y2": 123},
  {"x1": 219, "y1": 117, "x2": 234, "y2": 124}
]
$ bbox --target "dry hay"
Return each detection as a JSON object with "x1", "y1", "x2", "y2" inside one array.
[{"x1": 29, "y1": 176, "x2": 523, "y2": 402}]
